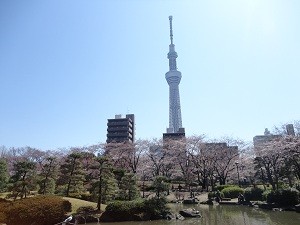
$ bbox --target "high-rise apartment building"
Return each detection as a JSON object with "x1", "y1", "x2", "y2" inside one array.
[{"x1": 106, "y1": 114, "x2": 135, "y2": 143}]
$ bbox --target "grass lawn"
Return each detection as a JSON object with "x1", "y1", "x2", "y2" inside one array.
[{"x1": 62, "y1": 197, "x2": 106, "y2": 214}]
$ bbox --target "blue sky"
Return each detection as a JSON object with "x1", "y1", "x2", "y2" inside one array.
[{"x1": 1, "y1": 0, "x2": 299, "y2": 150}]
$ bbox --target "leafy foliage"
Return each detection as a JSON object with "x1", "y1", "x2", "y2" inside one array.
[
  {"x1": 266, "y1": 188, "x2": 300, "y2": 206},
  {"x1": 0, "y1": 159, "x2": 8, "y2": 192},
  {"x1": 152, "y1": 176, "x2": 169, "y2": 198},
  {"x1": 208, "y1": 191, "x2": 224, "y2": 199},
  {"x1": 244, "y1": 187, "x2": 264, "y2": 201},
  {"x1": 105, "y1": 199, "x2": 144, "y2": 213},
  {"x1": 0, "y1": 196, "x2": 71, "y2": 225},
  {"x1": 58, "y1": 153, "x2": 85, "y2": 196},
  {"x1": 8, "y1": 161, "x2": 36, "y2": 199},
  {"x1": 118, "y1": 173, "x2": 139, "y2": 200},
  {"x1": 38, "y1": 157, "x2": 57, "y2": 195},
  {"x1": 215, "y1": 184, "x2": 238, "y2": 191},
  {"x1": 89, "y1": 156, "x2": 117, "y2": 209},
  {"x1": 143, "y1": 197, "x2": 169, "y2": 218},
  {"x1": 103, "y1": 197, "x2": 169, "y2": 221},
  {"x1": 221, "y1": 186, "x2": 244, "y2": 198}
]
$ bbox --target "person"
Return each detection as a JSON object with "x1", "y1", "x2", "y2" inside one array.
[
  {"x1": 215, "y1": 190, "x2": 222, "y2": 203},
  {"x1": 238, "y1": 193, "x2": 245, "y2": 204}
]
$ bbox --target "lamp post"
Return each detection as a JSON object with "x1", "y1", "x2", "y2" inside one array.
[{"x1": 235, "y1": 162, "x2": 240, "y2": 187}]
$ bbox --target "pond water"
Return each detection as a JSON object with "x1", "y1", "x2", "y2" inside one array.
[{"x1": 88, "y1": 204, "x2": 300, "y2": 225}]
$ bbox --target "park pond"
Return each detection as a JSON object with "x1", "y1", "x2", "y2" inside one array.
[{"x1": 88, "y1": 203, "x2": 300, "y2": 225}]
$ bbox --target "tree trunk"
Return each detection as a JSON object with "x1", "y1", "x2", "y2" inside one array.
[{"x1": 97, "y1": 169, "x2": 102, "y2": 211}]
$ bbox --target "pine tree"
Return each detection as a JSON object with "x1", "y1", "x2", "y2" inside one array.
[
  {"x1": 0, "y1": 159, "x2": 8, "y2": 192},
  {"x1": 9, "y1": 161, "x2": 36, "y2": 199},
  {"x1": 118, "y1": 173, "x2": 140, "y2": 200},
  {"x1": 90, "y1": 156, "x2": 117, "y2": 210},
  {"x1": 58, "y1": 153, "x2": 85, "y2": 197},
  {"x1": 38, "y1": 157, "x2": 57, "y2": 194}
]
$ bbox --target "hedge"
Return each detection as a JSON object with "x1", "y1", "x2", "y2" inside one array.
[
  {"x1": 101, "y1": 198, "x2": 169, "y2": 222},
  {"x1": 0, "y1": 196, "x2": 71, "y2": 225},
  {"x1": 266, "y1": 188, "x2": 300, "y2": 206},
  {"x1": 221, "y1": 186, "x2": 244, "y2": 198},
  {"x1": 244, "y1": 187, "x2": 264, "y2": 201},
  {"x1": 215, "y1": 185, "x2": 239, "y2": 192}
]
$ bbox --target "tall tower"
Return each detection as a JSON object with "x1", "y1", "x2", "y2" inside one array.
[{"x1": 165, "y1": 16, "x2": 183, "y2": 133}]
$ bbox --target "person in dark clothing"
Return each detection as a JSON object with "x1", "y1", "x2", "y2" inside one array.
[{"x1": 215, "y1": 190, "x2": 222, "y2": 203}]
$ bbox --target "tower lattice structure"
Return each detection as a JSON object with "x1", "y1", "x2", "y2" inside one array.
[{"x1": 165, "y1": 16, "x2": 183, "y2": 133}]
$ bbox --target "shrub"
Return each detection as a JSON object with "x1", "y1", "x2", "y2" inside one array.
[
  {"x1": 221, "y1": 186, "x2": 244, "y2": 198},
  {"x1": 101, "y1": 198, "x2": 169, "y2": 222},
  {"x1": 215, "y1": 185, "x2": 238, "y2": 192},
  {"x1": 266, "y1": 188, "x2": 300, "y2": 206},
  {"x1": 79, "y1": 193, "x2": 93, "y2": 201},
  {"x1": 144, "y1": 197, "x2": 169, "y2": 218},
  {"x1": 105, "y1": 199, "x2": 144, "y2": 213},
  {"x1": 262, "y1": 189, "x2": 272, "y2": 201},
  {"x1": 244, "y1": 187, "x2": 264, "y2": 201},
  {"x1": 293, "y1": 181, "x2": 300, "y2": 192},
  {"x1": 143, "y1": 185, "x2": 155, "y2": 192},
  {"x1": 208, "y1": 191, "x2": 224, "y2": 199},
  {"x1": 0, "y1": 196, "x2": 71, "y2": 225},
  {"x1": 77, "y1": 206, "x2": 96, "y2": 214}
]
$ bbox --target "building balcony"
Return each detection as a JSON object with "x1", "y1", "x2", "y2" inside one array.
[
  {"x1": 107, "y1": 133, "x2": 129, "y2": 138},
  {"x1": 107, "y1": 127, "x2": 132, "y2": 132},
  {"x1": 107, "y1": 121, "x2": 130, "y2": 126}
]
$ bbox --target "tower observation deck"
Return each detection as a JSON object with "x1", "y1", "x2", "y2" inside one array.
[{"x1": 165, "y1": 16, "x2": 183, "y2": 134}]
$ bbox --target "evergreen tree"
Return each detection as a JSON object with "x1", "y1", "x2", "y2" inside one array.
[
  {"x1": 90, "y1": 156, "x2": 117, "y2": 210},
  {"x1": 0, "y1": 159, "x2": 8, "y2": 192},
  {"x1": 58, "y1": 153, "x2": 85, "y2": 196},
  {"x1": 38, "y1": 157, "x2": 57, "y2": 194},
  {"x1": 9, "y1": 161, "x2": 36, "y2": 199},
  {"x1": 152, "y1": 176, "x2": 169, "y2": 198},
  {"x1": 113, "y1": 168, "x2": 126, "y2": 189},
  {"x1": 118, "y1": 173, "x2": 140, "y2": 200}
]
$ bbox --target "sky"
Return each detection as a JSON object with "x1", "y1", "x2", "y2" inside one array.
[{"x1": 0, "y1": 0, "x2": 299, "y2": 150}]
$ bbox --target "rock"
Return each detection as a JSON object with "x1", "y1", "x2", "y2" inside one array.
[
  {"x1": 200, "y1": 199, "x2": 213, "y2": 205},
  {"x1": 258, "y1": 203, "x2": 278, "y2": 210},
  {"x1": 179, "y1": 208, "x2": 201, "y2": 218},
  {"x1": 165, "y1": 213, "x2": 185, "y2": 220},
  {"x1": 295, "y1": 204, "x2": 300, "y2": 213},
  {"x1": 183, "y1": 198, "x2": 199, "y2": 204}
]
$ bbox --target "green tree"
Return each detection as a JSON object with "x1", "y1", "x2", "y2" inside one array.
[
  {"x1": 58, "y1": 153, "x2": 85, "y2": 196},
  {"x1": 0, "y1": 159, "x2": 8, "y2": 192},
  {"x1": 38, "y1": 157, "x2": 57, "y2": 194},
  {"x1": 9, "y1": 161, "x2": 36, "y2": 199},
  {"x1": 113, "y1": 168, "x2": 126, "y2": 189},
  {"x1": 90, "y1": 156, "x2": 117, "y2": 210},
  {"x1": 152, "y1": 176, "x2": 169, "y2": 198},
  {"x1": 118, "y1": 173, "x2": 139, "y2": 201}
]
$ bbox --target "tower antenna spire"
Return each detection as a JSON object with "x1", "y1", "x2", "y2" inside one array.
[
  {"x1": 165, "y1": 16, "x2": 183, "y2": 133},
  {"x1": 169, "y1": 15, "x2": 173, "y2": 44}
]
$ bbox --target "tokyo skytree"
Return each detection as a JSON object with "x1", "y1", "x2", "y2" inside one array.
[{"x1": 165, "y1": 16, "x2": 183, "y2": 133}]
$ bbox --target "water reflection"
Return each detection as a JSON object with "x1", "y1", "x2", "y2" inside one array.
[{"x1": 88, "y1": 204, "x2": 300, "y2": 225}]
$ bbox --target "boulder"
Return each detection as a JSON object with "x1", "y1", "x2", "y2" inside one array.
[
  {"x1": 179, "y1": 208, "x2": 201, "y2": 218},
  {"x1": 165, "y1": 213, "x2": 185, "y2": 220},
  {"x1": 295, "y1": 204, "x2": 300, "y2": 213},
  {"x1": 183, "y1": 198, "x2": 199, "y2": 204}
]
